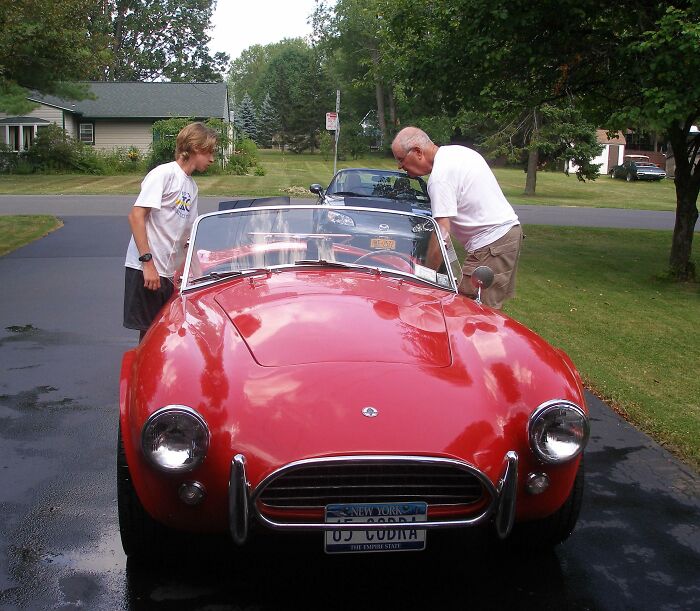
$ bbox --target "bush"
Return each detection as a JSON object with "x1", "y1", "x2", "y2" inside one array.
[{"x1": 149, "y1": 117, "x2": 232, "y2": 172}]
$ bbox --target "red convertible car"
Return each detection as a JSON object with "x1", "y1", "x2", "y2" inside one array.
[{"x1": 118, "y1": 205, "x2": 589, "y2": 557}]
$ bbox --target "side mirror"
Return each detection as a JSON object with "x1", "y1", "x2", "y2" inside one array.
[
  {"x1": 470, "y1": 266, "x2": 494, "y2": 305},
  {"x1": 309, "y1": 184, "x2": 324, "y2": 195}
]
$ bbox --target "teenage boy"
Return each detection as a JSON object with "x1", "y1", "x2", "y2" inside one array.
[{"x1": 123, "y1": 122, "x2": 217, "y2": 340}]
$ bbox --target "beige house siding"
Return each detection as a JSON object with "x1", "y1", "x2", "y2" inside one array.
[{"x1": 92, "y1": 120, "x2": 153, "y2": 153}]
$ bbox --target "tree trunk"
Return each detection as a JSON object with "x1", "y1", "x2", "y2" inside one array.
[
  {"x1": 524, "y1": 108, "x2": 540, "y2": 196},
  {"x1": 668, "y1": 124, "x2": 699, "y2": 280},
  {"x1": 387, "y1": 85, "x2": 397, "y2": 136},
  {"x1": 524, "y1": 148, "x2": 538, "y2": 195},
  {"x1": 370, "y1": 48, "x2": 387, "y2": 142}
]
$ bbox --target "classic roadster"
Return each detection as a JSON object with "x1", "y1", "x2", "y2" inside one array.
[{"x1": 118, "y1": 205, "x2": 589, "y2": 557}]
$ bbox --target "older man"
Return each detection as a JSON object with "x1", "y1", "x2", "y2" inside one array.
[{"x1": 391, "y1": 126, "x2": 522, "y2": 309}]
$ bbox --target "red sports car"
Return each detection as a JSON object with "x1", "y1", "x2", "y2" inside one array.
[{"x1": 118, "y1": 205, "x2": 589, "y2": 557}]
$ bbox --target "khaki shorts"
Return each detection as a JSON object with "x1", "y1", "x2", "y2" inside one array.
[{"x1": 458, "y1": 225, "x2": 523, "y2": 309}]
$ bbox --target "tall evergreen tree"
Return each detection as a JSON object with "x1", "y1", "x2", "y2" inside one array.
[
  {"x1": 235, "y1": 93, "x2": 258, "y2": 142},
  {"x1": 256, "y1": 93, "x2": 280, "y2": 148}
]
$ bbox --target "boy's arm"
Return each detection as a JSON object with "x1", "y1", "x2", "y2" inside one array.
[{"x1": 128, "y1": 206, "x2": 161, "y2": 290}]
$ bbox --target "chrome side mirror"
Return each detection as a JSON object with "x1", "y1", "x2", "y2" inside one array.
[
  {"x1": 470, "y1": 266, "x2": 494, "y2": 305},
  {"x1": 309, "y1": 184, "x2": 324, "y2": 195}
]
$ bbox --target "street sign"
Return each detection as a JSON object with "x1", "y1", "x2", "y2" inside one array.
[{"x1": 326, "y1": 112, "x2": 338, "y2": 131}]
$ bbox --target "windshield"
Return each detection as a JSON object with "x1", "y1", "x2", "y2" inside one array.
[
  {"x1": 182, "y1": 205, "x2": 454, "y2": 291},
  {"x1": 327, "y1": 170, "x2": 430, "y2": 208}
]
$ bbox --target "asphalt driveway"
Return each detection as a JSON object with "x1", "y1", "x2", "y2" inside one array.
[{"x1": 0, "y1": 212, "x2": 698, "y2": 610}]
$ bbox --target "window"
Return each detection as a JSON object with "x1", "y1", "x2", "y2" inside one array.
[{"x1": 79, "y1": 123, "x2": 94, "y2": 144}]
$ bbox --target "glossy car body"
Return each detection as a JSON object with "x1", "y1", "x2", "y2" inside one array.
[
  {"x1": 310, "y1": 168, "x2": 432, "y2": 216},
  {"x1": 118, "y1": 205, "x2": 589, "y2": 557},
  {"x1": 610, "y1": 156, "x2": 666, "y2": 181}
]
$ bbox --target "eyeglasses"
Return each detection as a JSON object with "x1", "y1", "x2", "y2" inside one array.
[{"x1": 396, "y1": 148, "x2": 417, "y2": 166}]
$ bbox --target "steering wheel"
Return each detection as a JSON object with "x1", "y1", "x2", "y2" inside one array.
[{"x1": 352, "y1": 249, "x2": 414, "y2": 269}]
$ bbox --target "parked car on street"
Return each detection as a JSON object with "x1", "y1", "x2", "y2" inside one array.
[
  {"x1": 609, "y1": 155, "x2": 666, "y2": 181},
  {"x1": 118, "y1": 204, "x2": 589, "y2": 559},
  {"x1": 310, "y1": 168, "x2": 432, "y2": 216}
]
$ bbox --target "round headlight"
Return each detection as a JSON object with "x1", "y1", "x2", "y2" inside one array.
[
  {"x1": 529, "y1": 400, "x2": 589, "y2": 464},
  {"x1": 141, "y1": 406, "x2": 209, "y2": 472}
]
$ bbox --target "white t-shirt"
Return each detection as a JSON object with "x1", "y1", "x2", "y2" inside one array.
[
  {"x1": 428, "y1": 146, "x2": 519, "y2": 251},
  {"x1": 125, "y1": 161, "x2": 198, "y2": 278}
]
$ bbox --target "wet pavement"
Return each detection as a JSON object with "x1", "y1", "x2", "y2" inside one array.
[{"x1": 0, "y1": 216, "x2": 698, "y2": 610}]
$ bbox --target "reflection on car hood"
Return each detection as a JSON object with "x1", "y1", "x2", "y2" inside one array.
[{"x1": 214, "y1": 272, "x2": 450, "y2": 367}]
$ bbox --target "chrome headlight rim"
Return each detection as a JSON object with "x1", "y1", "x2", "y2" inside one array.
[
  {"x1": 141, "y1": 405, "x2": 210, "y2": 473},
  {"x1": 528, "y1": 400, "x2": 589, "y2": 464}
]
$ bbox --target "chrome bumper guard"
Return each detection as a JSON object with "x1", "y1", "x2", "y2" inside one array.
[
  {"x1": 228, "y1": 453, "x2": 519, "y2": 545},
  {"x1": 228, "y1": 454, "x2": 249, "y2": 545}
]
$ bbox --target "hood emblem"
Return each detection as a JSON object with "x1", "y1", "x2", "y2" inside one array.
[
  {"x1": 362, "y1": 406, "x2": 379, "y2": 418},
  {"x1": 378, "y1": 224, "x2": 390, "y2": 232}
]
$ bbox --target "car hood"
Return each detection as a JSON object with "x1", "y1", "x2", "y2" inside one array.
[{"x1": 213, "y1": 271, "x2": 451, "y2": 367}]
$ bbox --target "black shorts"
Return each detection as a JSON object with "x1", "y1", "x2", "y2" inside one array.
[{"x1": 123, "y1": 267, "x2": 175, "y2": 331}]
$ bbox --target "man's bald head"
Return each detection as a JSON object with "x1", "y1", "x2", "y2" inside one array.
[{"x1": 391, "y1": 127, "x2": 438, "y2": 177}]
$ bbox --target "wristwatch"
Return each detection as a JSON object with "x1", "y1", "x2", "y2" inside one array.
[{"x1": 138, "y1": 252, "x2": 153, "y2": 262}]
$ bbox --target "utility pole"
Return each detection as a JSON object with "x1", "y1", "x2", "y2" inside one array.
[{"x1": 333, "y1": 89, "x2": 340, "y2": 176}]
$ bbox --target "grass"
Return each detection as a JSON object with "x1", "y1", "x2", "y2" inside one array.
[
  {"x1": 0, "y1": 149, "x2": 678, "y2": 211},
  {"x1": 496, "y1": 226, "x2": 699, "y2": 469},
  {"x1": 0, "y1": 215, "x2": 63, "y2": 256}
]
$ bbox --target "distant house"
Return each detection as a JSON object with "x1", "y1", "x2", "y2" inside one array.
[
  {"x1": 0, "y1": 82, "x2": 230, "y2": 154},
  {"x1": 592, "y1": 129, "x2": 627, "y2": 174}
]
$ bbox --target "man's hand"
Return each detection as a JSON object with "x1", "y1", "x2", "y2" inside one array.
[{"x1": 142, "y1": 260, "x2": 160, "y2": 290}]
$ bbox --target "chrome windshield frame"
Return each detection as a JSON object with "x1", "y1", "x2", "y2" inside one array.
[{"x1": 180, "y1": 204, "x2": 457, "y2": 294}]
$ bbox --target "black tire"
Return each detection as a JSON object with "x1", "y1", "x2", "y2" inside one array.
[
  {"x1": 609, "y1": 170, "x2": 615, "y2": 178},
  {"x1": 626, "y1": 172, "x2": 634, "y2": 182},
  {"x1": 509, "y1": 458, "x2": 585, "y2": 549},
  {"x1": 117, "y1": 427, "x2": 172, "y2": 558}
]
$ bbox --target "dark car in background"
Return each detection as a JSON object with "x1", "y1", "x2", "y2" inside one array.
[
  {"x1": 609, "y1": 156, "x2": 666, "y2": 181},
  {"x1": 310, "y1": 168, "x2": 432, "y2": 216}
]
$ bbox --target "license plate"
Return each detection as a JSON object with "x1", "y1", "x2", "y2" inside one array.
[
  {"x1": 324, "y1": 502, "x2": 427, "y2": 554},
  {"x1": 370, "y1": 238, "x2": 396, "y2": 250}
]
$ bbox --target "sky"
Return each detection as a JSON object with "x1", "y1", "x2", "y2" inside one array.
[{"x1": 209, "y1": 0, "x2": 321, "y2": 64}]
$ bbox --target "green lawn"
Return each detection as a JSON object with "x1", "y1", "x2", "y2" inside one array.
[
  {"x1": 500, "y1": 227, "x2": 699, "y2": 468},
  {"x1": 0, "y1": 149, "x2": 678, "y2": 211},
  {"x1": 0, "y1": 215, "x2": 62, "y2": 256}
]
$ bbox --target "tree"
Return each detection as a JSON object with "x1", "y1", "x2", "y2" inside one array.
[
  {"x1": 256, "y1": 93, "x2": 280, "y2": 148},
  {"x1": 381, "y1": 0, "x2": 700, "y2": 279},
  {"x1": 228, "y1": 44, "x2": 274, "y2": 106},
  {"x1": 92, "y1": 0, "x2": 229, "y2": 82},
  {"x1": 259, "y1": 41, "x2": 333, "y2": 149},
  {"x1": 0, "y1": 0, "x2": 108, "y2": 113},
  {"x1": 235, "y1": 93, "x2": 258, "y2": 143},
  {"x1": 312, "y1": 0, "x2": 398, "y2": 142},
  {"x1": 227, "y1": 39, "x2": 332, "y2": 148}
]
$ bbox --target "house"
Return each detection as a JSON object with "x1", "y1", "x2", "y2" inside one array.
[
  {"x1": 0, "y1": 82, "x2": 230, "y2": 154},
  {"x1": 591, "y1": 129, "x2": 627, "y2": 174}
]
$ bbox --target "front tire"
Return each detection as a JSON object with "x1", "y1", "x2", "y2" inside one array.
[
  {"x1": 118, "y1": 427, "x2": 171, "y2": 558},
  {"x1": 509, "y1": 458, "x2": 585, "y2": 549},
  {"x1": 626, "y1": 172, "x2": 634, "y2": 182}
]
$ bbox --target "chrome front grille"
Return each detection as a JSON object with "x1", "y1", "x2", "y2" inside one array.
[{"x1": 257, "y1": 457, "x2": 488, "y2": 509}]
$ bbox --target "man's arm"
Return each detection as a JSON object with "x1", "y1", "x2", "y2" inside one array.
[
  {"x1": 425, "y1": 217, "x2": 452, "y2": 270},
  {"x1": 128, "y1": 206, "x2": 160, "y2": 290}
]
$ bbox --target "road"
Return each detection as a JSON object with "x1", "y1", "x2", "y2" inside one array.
[
  {"x1": 0, "y1": 194, "x2": 699, "y2": 231},
  {"x1": 0, "y1": 210, "x2": 698, "y2": 610}
]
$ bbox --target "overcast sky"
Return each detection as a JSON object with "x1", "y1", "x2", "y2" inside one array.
[{"x1": 209, "y1": 0, "x2": 321, "y2": 64}]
